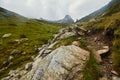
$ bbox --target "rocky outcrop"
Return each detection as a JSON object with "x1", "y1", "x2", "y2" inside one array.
[{"x1": 21, "y1": 45, "x2": 89, "y2": 80}]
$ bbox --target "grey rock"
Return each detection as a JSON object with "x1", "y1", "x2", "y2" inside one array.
[
  {"x1": 60, "y1": 32, "x2": 76, "y2": 39},
  {"x1": 43, "y1": 49, "x2": 52, "y2": 54},
  {"x1": 21, "y1": 45, "x2": 90, "y2": 80}
]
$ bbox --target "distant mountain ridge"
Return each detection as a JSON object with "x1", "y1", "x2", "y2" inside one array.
[
  {"x1": 78, "y1": 0, "x2": 120, "y2": 22},
  {"x1": 0, "y1": 7, "x2": 28, "y2": 25},
  {"x1": 40, "y1": 15, "x2": 74, "y2": 23}
]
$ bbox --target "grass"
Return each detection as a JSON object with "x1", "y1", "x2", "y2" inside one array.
[
  {"x1": 112, "y1": 37, "x2": 120, "y2": 74},
  {"x1": 0, "y1": 18, "x2": 67, "y2": 78},
  {"x1": 80, "y1": 11, "x2": 120, "y2": 77},
  {"x1": 82, "y1": 52, "x2": 101, "y2": 80}
]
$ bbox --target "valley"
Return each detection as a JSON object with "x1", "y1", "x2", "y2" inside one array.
[{"x1": 0, "y1": 0, "x2": 120, "y2": 80}]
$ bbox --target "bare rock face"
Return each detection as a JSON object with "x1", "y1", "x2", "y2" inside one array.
[{"x1": 21, "y1": 45, "x2": 90, "y2": 80}]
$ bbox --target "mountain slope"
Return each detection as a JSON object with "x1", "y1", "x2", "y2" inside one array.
[
  {"x1": 0, "y1": 7, "x2": 28, "y2": 26},
  {"x1": 79, "y1": 0, "x2": 120, "y2": 22},
  {"x1": 76, "y1": 0, "x2": 120, "y2": 78},
  {"x1": 0, "y1": 7, "x2": 65, "y2": 79}
]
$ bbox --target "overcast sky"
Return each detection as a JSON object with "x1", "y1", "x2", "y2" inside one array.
[{"x1": 0, "y1": 0, "x2": 111, "y2": 20}]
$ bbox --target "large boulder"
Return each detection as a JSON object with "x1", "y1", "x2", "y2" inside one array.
[{"x1": 21, "y1": 45, "x2": 90, "y2": 80}]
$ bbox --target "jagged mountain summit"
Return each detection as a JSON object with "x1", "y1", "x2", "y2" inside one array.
[
  {"x1": 39, "y1": 15, "x2": 74, "y2": 23},
  {"x1": 57, "y1": 15, "x2": 74, "y2": 23}
]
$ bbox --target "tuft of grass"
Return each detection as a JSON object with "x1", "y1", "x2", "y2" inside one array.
[
  {"x1": 112, "y1": 37, "x2": 120, "y2": 74},
  {"x1": 82, "y1": 52, "x2": 102, "y2": 80}
]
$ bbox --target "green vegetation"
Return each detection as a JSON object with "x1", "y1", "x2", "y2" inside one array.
[
  {"x1": 82, "y1": 52, "x2": 101, "y2": 80},
  {"x1": 81, "y1": 12, "x2": 120, "y2": 76},
  {"x1": 0, "y1": 18, "x2": 66, "y2": 78},
  {"x1": 112, "y1": 36, "x2": 120, "y2": 74}
]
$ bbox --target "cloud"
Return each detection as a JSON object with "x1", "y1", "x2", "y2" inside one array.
[{"x1": 0, "y1": 0, "x2": 111, "y2": 20}]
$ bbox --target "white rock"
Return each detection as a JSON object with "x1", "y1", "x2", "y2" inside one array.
[
  {"x1": 96, "y1": 46, "x2": 109, "y2": 55},
  {"x1": 25, "y1": 62, "x2": 32, "y2": 70},
  {"x1": 2, "y1": 33, "x2": 12, "y2": 38},
  {"x1": 78, "y1": 31, "x2": 85, "y2": 36},
  {"x1": 43, "y1": 49, "x2": 52, "y2": 54},
  {"x1": 72, "y1": 41, "x2": 80, "y2": 47},
  {"x1": 99, "y1": 77, "x2": 108, "y2": 80},
  {"x1": 9, "y1": 56, "x2": 14, "y2": 61},
  {"x1": 60, "y1": 32, "x2": 76, "y2": 39},
  {"x1": 48, "y1": 41, "x2": 59, "y2": 49},
  {"x1": 19, "y1": 70, "x2": 27, "y2": 76},
  {"x1": 111, "y1": 70, "x2": 119, "y2": 75}
]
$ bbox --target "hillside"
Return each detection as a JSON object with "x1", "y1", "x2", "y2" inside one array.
[
  {"x1": 1, "y1": 0, "x2": 120, "y2": 80},
  {"x1": 76, "y1": 0, "x2": 120, "y2": 79},
  {"x1": 0, "y1": 7, "x2": 66, "y2": 79},
  {"x1": 79, "y1": 0, "x2": 120, "y2": 22}
]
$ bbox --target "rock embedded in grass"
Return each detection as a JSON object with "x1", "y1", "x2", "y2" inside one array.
[
  {"x1": 2, "y1": 33, "x2": 12, "y2": 38},
  {"x1": 21, "y1": 45, "x2": 90, "y2": 80}
]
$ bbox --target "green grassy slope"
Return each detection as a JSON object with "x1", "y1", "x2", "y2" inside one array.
[
  {"x1": 78, "y1": 0, "x2": 120, "y2": 22},
  {"x1": 0, "y1": 7, "x2": 65, "y2": 78}
]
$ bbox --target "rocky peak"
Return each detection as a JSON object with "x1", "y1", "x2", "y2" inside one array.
[
  {"x1": 64, "y1": 15, "x2": 72, "y2": 20},
  {"x1": 62, "y1": 15, "x2": 74, "y2": 23}
]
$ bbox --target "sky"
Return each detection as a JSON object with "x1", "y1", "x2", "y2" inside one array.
[{"x1": 0, "y1": 0, "x2": 111, "y2": 20}]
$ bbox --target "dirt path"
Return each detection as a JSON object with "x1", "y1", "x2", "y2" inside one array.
[{"x1": 86, "y1": 33, "x2": 113, "y2": 80}]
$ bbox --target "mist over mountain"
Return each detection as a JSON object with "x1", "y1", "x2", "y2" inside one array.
[{"x1": 39, "y1": 15, "x2": 74, "y2": 23}]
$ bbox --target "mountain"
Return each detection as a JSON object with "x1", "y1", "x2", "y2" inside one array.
[
  {"x1": 39, "y1": 15, "x2": 74, "y2": 23},
  {"x1": 79, "y1": 0, "x2": 120, "y2": 22},
  {"x1": 56, "y1": 15, "x2": 74, "y2": 23}
]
